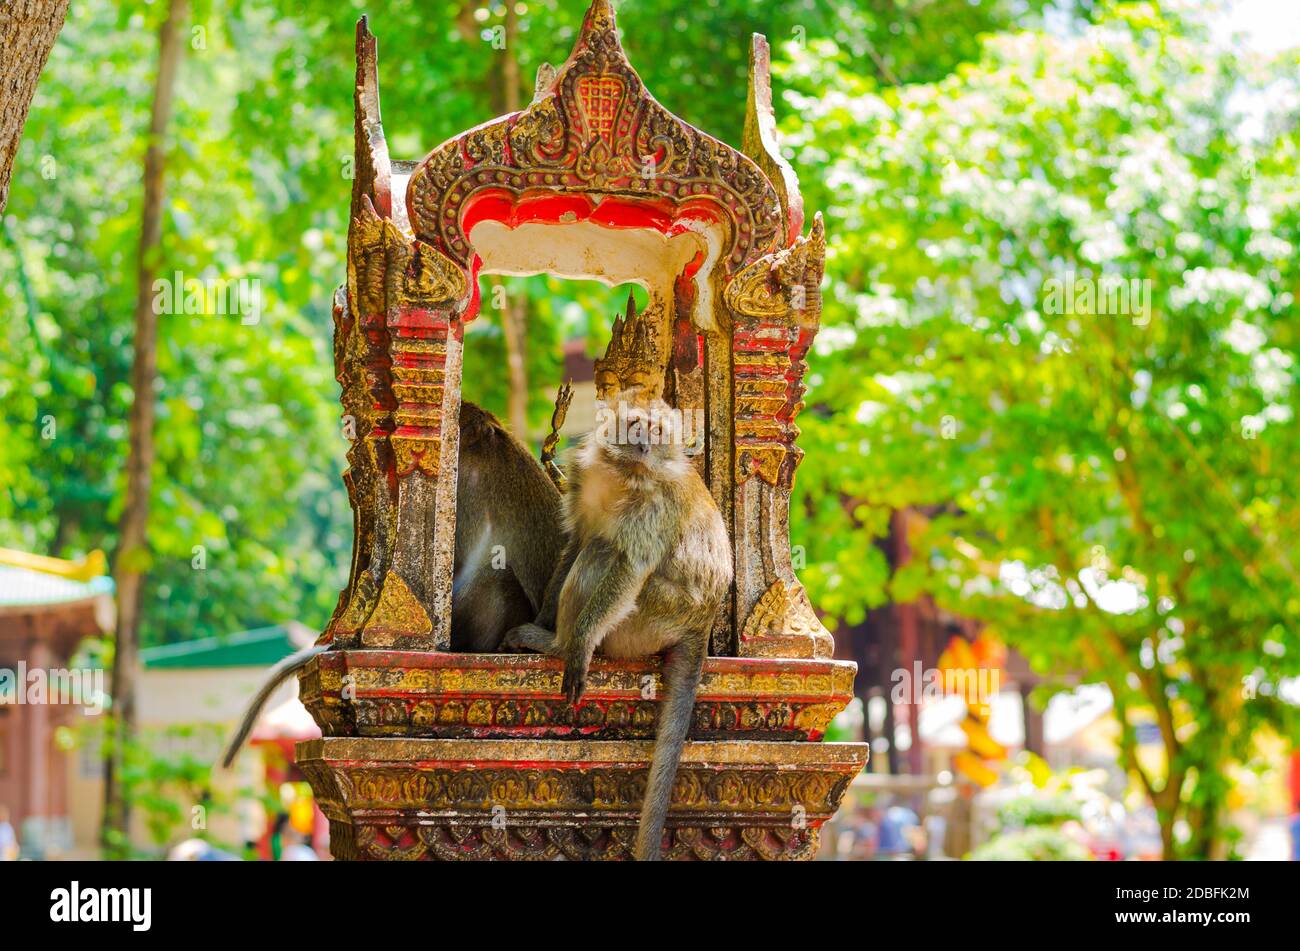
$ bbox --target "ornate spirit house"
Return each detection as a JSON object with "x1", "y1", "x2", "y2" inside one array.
[{"x1": 296, "y1": 0, "x2": 868, "y2": 860}]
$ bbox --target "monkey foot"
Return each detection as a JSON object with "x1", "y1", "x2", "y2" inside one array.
[
  {"x1": 561, "y1": 661, "x2": 588, "y2": 706},
  {"x1": 501, "y1": 622, "x2": 557, "y2": 654}
]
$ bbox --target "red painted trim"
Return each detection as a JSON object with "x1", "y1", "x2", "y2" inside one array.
[
  {"x1": 461, "y1": 188, "x2": 722, "y2": 238},
  {"x1": 334, "y1": 758, "x2": 841, "y2": 772},
  {"x1": 322, "y1": 649, "x2": 850, "y2": 677},
  {"x1": 454, "y1": 190, "x2": 728, "y2": 327}
]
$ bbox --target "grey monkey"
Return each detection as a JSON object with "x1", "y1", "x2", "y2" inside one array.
[
  {"x1": 221, "y1": 401, "x2": 564, "y2": 768},
  {"x1": 505, "y1": 395, "x2": 732, "y2": 860}
]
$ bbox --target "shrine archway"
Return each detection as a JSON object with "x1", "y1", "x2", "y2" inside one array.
[{"x1": 332, "y1": 1, "x2": 830, "y2": 659}]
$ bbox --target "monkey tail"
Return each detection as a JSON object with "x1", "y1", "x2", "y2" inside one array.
[
  {"x1": 220, "y1": 643, "x2": 329, "y2": 770},
  {"x1": 451, "y1": 518, "x2": 494, "y2": 601},
  {"x1": 634, "y1": 638, "x2": 705, "y2": 861}
]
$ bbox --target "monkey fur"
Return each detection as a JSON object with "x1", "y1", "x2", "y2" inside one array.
[
  {"x1": 504, "y1": 395, "x2": 733, "y2": 860},
  {"x1": 222, "y1": 401, "x2": 564, "y2": 768},
  {"x1": 450, "y1": 401, "x2": 565, "y2": 651}
]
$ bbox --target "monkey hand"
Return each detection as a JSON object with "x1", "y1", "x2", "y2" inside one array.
[{"x1": 561, "y1": 652, "x2": 589, "y2": 706}]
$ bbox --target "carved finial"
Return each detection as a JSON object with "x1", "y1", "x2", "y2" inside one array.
[
  {"x1": 575, "y1": 0, "x2": 622, "y2": 55},
  {"x1": 532, "y1": 62, "x2": 558, "y2": 103},
  {"x1": 585, "y1": 0, "x2": 617, "y2": 28},
  {"x1": 353, "y1": 17, "x2": 392, "y2": 220},
  {"x1": 743, "y1": 33, "x2": 803, "y2": 247},
  {"x1": 595, "y1": 292, "x2": 661, "y2": 400},
  {"x1": 541, "y1": 381, "x2": 574, "y2": 489},
  {"x1": 807, "y1": 211, "x2": 825, "y2": 252}
]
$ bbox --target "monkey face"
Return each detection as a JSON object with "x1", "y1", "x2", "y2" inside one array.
[{"x1": 592, "y1": 398, "x2": 687, "y2": 469}]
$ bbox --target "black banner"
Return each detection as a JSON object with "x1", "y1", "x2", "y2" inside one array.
[{"x1": 0, "y1": 858, "x2": 1282, "y2": 939}]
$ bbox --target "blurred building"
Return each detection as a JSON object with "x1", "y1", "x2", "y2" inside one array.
[
  {"x1": 832, "y1": 509, "x2": 1050, "y2": 776},
  {"x1": 0, "y1": 548, "x2": 114, "y2": 858},
  {"x1": 0, "y1": 558, "x2": 322, "y2": 858},
  {"x1": 67, "y1": 622, "x2": 323, "y2": 857}
]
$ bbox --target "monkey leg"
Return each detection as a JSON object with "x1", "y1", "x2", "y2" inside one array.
[
  {"x1": 534, "y1": 535, "x2": 580, "y2": 630},
  {"x1": 451, "y1": 562, "x2": 533, "y2": 652}
]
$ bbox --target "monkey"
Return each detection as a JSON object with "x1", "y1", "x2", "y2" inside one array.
[
  {"x1": 220, "y1": 401, "x2": 565, "y2": 768},
  {"x1": 449, "y1": 400, "x2": 564, "y2": 651},
  {"x1": 503, "y1": 393, "x2": 733, "y2": 861}
]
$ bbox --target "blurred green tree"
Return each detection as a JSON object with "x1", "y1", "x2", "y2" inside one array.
[
  {"x1": 785, "y1": 1, "x2": 1300, "y2": 858},
  {"x1": 0, "y1": 0, "x2": 1061, "y2": 649},
  {"x1": 0, "y1": 0, "x2": 1098, "y2": 859}
]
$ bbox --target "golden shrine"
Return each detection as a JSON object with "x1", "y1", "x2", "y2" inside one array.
[{"x1": 296, "y1": 0, "x2": 868, "y2": 860}]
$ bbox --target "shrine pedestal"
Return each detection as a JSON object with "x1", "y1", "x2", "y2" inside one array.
[{"x1": 296, "y1": 652, "x2": 868, "y2": 860}]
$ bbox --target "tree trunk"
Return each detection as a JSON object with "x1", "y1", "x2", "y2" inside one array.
[
  {"x1": 501, "y1": 290, "x2": 529, "y2": 436},
  {"x1": 101, "y1": 0, "x2": 189, "y2": 856},
  {"x1": 1157, "y1": 805, "x2": 1176, "y2": 861},
  {"x1": 1183, "y1": 729, "x2": 1230, "y2": 859},
  {"x1": 1186, "y1": 795, "x2": 1221, "y2": 860},
  {"x1": 0, "y1": 0, "x2": 71, "y2": 213},
  {"x1": 497, "y1": 5, "x2": 529, "y2": 438}
]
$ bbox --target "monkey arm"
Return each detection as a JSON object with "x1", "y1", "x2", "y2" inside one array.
[
  {"x1": 535, "y1": 533, "x2": 579, "y2": 630},
  {"x1": 559, "y1": 544, "x2": 647, "y2": 705}
]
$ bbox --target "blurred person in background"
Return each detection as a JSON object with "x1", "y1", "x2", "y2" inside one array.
[
  {"x1": 1291, "y1": 806, "x2": 1299, "y2": 862},
  {"x1": 280, "y1": 832, "x2": 318, "y2": 861},
  {"x1": 167, "y1": 838, "x2": 241, "y2": 861},
  {"x1": 878, "y1": 801, "x2": 921, "y2": 858}
]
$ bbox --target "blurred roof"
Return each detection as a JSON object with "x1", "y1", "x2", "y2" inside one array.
[
  {"x1": 140, "y1": 621, "x2": 315, "y2": 670},
  {"x1": 0, "y1": 549, "x2": 115, "y2": 637},
  {"x1": 0, "y1": 565, "x2": 114, "y2": 608}
]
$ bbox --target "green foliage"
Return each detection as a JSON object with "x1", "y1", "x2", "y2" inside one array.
[
  {"x1": 784, "y1": 1, "x2": 1300, "y2": 856},
  {"x1": 997, "y1": 794, "x2": 1083, "y2": 830},
  {"x1": 969, "y1": 826, "x2": 1094, "y2": 861},
  {"x1": 1, "y1": 0, "x2": 349, "y2": 645}
]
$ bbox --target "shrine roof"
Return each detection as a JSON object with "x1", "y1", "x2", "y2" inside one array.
[
  {"x1": 403, "y1": 0, "x2": 789, "y2": 274},
  {"x1": 0, "y1": 548, "x2": 113, "y2": 611}
]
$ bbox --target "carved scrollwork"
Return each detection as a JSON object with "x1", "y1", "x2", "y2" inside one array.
[
  {"x1": 297, "y1": 651, "x2": 858, "y2": 741},
  {"x1": 405, "y1": 240, "x2": 468, "y2": 307},
  {"x1": 333, "y1": 763, "x2": 847, "y2": 814},
  {"x1": 405, "y1": 0, "x2": 783, "y2": 271},
  {"x1": 729, "y1": 215, "x2": 826, "y2": 489},
  {"x1": 726, "y1": 213, "x2": 826, "y2": 320},
  {"x1": 739, "y1": 579, "x2": 834, "y2": 660},
  {"x1": 360, "y1": 572, "x2": 433, "y2": 648},
  {"x1": 337, "y1": 823, "x2": 819, "y2": 861}
]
